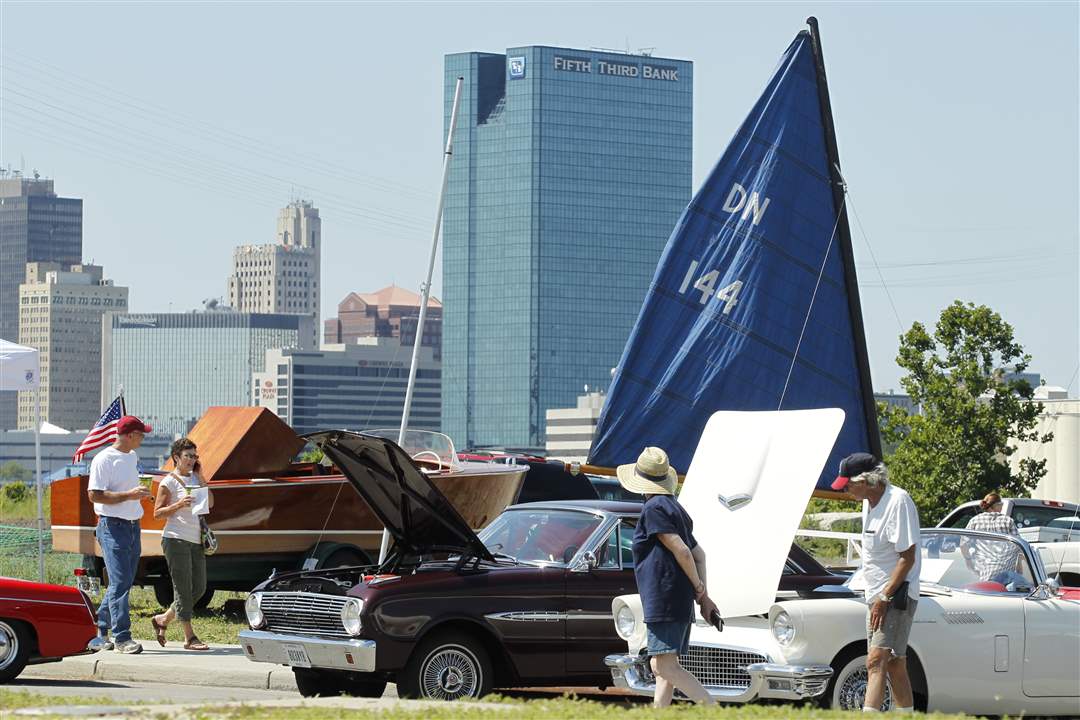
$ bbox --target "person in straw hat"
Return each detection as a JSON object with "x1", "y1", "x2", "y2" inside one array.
[{"x1": 619, "y1": 447, "x2": 717, "y2": 707}]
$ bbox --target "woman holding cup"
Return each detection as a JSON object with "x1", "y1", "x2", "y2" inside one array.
[{"x1": 151, "y1": 438, "x2": 213, "y2": 650}]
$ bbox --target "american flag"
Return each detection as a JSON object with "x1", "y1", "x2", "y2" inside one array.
[{"x1": 73, "y1": 396, "x2": 126, "y2": 462}]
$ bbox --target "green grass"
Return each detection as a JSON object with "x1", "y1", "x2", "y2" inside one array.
[
  {"x1": 0, "y1": 485, "x2": 49, "y2": 524},
  {"x1": 0, "y1": 689, "x2": 982, "y2": 719}
]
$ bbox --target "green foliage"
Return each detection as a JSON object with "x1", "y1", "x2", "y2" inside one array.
[
  {"x1": 3, "y1": 480, "x2": 30, "y2": 503},
  {"x1": 0, "y1": 460, "x2": 31, "y2": 484},
  {"x1": 881, "y1": 301, "x2": 1052, "y2": 524},
  {"x1": 299, "y1": 446, "x2": 324, "y2": 464}
]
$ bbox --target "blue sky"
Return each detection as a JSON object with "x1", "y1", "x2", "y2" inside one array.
[{"x1": 2, "y1": 1, "x2": 1077, "y2": 395}]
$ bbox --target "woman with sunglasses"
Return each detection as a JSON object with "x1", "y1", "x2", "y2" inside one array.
[{"x1": 150, "y1": 438, "x2": 213, "y2": 650}]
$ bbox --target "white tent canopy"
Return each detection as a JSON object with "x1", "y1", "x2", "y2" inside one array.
[{"x1": 0, "y1": 338, "x2": 45, "y2": 581}]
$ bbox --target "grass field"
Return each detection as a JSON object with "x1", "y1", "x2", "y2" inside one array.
[{"x1": 0, "y1": 688, "x2": 984, "y2": 719}]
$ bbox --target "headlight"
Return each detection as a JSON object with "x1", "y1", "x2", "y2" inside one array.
[
  {"x1": 772, "y1": 610, "x2": 795, "y2": 646},
  {"x1": 245, "y1": 592, "x2": 264, "y2": 629},
  {"x1": 615, "y1": 603, "x2": 638, "y2": 640},
  {"x1": 341, "y1": 598, "x2": 364, "y2": 636}
]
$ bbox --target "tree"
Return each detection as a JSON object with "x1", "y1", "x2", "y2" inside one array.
[
  {"x1": 879, "y1": 301, "x2": 1052, "y2": 524},
  {"x1": 0, "y1": 461, "x2": 31, "y2": 485}
]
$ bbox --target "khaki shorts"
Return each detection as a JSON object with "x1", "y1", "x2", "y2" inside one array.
[{"x1": 866, "y1": 598, "x2": 918, "y2": 658}]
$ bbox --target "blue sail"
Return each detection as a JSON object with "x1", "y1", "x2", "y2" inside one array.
[{"x1": 588, "y1": 29, "x2": 879, "y2": 492}]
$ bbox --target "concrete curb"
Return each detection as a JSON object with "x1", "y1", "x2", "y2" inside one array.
[{"x1": 21, "y1": 643, "x2": 299, "y2": 692}]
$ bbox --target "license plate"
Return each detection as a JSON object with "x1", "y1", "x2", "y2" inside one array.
[
  {"x1": 76, "y1": 576, "x2": 101, "y2": 596},
  {"x1": 282, "y1": 642, "x2": 312, "y2": 668}
]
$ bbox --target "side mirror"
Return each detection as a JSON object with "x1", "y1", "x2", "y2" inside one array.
[{"x1": 571, "y1": 551, "x2": 598, "y2": 573}]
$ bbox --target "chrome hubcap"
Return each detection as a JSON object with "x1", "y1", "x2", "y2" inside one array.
[
  {"x1": 0, "y1": 622, "x2": 17, "y2": 670},
  {"x1": 421, "y1": 646, "x2": 479, "y2": 700},
  {"x1": 838, "y1": 664, "x2": 891, "y2": 711}
]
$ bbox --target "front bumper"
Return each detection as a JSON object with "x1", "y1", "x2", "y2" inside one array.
[
  {"x1": 604, "y1": 653, "x2": 832, "y2": 702},
  {"x1": 239, "y1": 629, "x2": 376, "y2": 673}
]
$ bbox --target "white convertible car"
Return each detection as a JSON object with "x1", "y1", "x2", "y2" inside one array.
[{"x1": 606, "y1": 528, "x2": 1080, "y2": 715}]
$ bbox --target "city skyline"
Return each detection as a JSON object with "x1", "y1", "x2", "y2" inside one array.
[{"x1": 1, "y1": 3, "x2": 1077, "y2": 397}]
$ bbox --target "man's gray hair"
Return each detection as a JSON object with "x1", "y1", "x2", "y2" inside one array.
[{"x1": 855, "y1": 463, "x2": 888, "y2": 487}]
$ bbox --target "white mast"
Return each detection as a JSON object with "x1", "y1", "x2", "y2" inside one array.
[{"x1": 380, "y1": 76, "x2": 464, "y2": 563}]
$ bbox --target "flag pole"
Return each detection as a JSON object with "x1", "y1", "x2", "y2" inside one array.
[{"x1": 380, "y1": 76, "x2": 464, "y2": 565}]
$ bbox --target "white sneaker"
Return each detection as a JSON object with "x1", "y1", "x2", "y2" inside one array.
[
  {"x1": 88, "y1": 636, "x2": 114, "y2": 651},
  {"x1": 114, "y1": 639, "x2": 143, "y2": 654}
]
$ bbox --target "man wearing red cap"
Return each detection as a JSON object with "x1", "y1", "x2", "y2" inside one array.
[
  {"x1": 86, "y1": 415, "x2": 153, "y2": 654},
  {"x1": 832, "y1": 453, "x2": 921, "y2": 713}
]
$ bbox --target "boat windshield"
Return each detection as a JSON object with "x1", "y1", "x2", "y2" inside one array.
[
  {"x1": 479, "y1": 509, "x2": 605, "y2": 566},
  {"x1": 364, "y1": 429, "x2": 458, "y2": 470}
]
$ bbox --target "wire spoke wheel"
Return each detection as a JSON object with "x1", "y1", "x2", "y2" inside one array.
[
  {"x1": 420, "y1": 644, "x2": 481, "y2": 700},
  {"x1": 0, "y1": 621, "x2": 18, "y2": 670},
  {"x1": 835, "y1": 656, "x2": 891, "y2": 711}
]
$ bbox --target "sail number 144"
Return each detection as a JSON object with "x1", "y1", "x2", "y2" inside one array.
[{"x1": 678, "y1": 260, "x2": 743, "y2": 314}]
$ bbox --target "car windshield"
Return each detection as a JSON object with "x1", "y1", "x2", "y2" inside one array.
[
  {"x1": 478, "y1": 509, "x2": 605, "y2": 565},
  {"x1": 919, "y1": 531, "x2": 1035, "y2": 593}
]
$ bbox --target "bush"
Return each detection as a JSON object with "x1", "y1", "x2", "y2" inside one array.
[{"x1": 3, "y1": 481, "x2": 29, "y2": 503}]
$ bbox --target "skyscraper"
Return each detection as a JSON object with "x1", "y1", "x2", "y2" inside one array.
[
  {"x1": 441, "y1": 47, "x2": 693, "y2": 450},
  {"x1": 17, "y1": 262, "x2": 128, "y2": 430},
  {"x1": 227, "y1": 200, "x2": 321, "y2": 348},
  {"x1": 323, "y1": 285, "x2": 442, "y2": 359},
  {"x1": 0, "y1": 175, "x2": 83, "y2": 428}
]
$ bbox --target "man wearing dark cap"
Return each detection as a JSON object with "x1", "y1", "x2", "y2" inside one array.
[
  {"x1": 832, "y1": 453, "x2": 921, "y2": 713},
  {"x1": 87, "y1": 416, "x2": 153, "y2": 654}
]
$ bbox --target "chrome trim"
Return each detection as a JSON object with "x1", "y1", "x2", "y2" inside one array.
[
  {"x1": 604, "y1": 654, "x2": 832, "y2": 701},
  {"x1": 0, "y1": 596, "x2": 86, "y2": 607},
  {"x1": 239, "y1": 629, "x2": 376, "y2": 672},
  {"x1": 485, "y1": 611, "x2": 564, "y2": 622},
  {"x1": 941, "y1": 611, "x2": 984, "y2": 624}
]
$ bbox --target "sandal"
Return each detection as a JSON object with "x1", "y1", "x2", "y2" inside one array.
[
  {"x1": 151, "y1": 617, "x2": 167, "y2": 647},
  {"x1": 184, "y1": 637, "x2": 209, "y2": 651}
]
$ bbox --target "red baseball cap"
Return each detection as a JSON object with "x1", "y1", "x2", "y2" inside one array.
[
  {"x1": 831, "y1": 452, "x2": 879, "y2": 491},
  {"x1": 117, "y1": 415, "x2": 152, "y2": 435}
]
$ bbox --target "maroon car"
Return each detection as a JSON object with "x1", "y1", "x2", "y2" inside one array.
[{"x1": 239, "y1": 430, "x2": 844, "y2": 700}]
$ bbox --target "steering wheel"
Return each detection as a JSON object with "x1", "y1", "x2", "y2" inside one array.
[{"x1": 411, "y1": 450, "x2": 444, "y2": 468}]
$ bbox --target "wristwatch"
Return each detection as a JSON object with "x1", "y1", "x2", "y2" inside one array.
[{"x1": 876, "y1": 592, "x2": 892, "y2": 604}]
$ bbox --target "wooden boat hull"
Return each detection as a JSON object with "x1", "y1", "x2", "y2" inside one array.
[{"x1": 50, "y1": 466, "x2": 527, "y2": 561}]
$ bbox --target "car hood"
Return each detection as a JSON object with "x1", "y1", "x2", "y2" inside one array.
[{"x1": 304, "y1": 430, "x2": 493, "y2": 560}]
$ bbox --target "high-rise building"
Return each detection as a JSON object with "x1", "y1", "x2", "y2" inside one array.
[
  {"x1": 323, "y1": 285, "x2": 442, "y2": 359},
  {"x1": 545, "y1": 390, "x2": 607, "y2": 463},
  {"x1": 101, "y1": 310, "x2": 313, "y2": 437},
  {"x1": 442, "y1": 47, "x2": 693, "y2": 449},
  {"x1": 0, "y1": 175, "x2": 83, "y2": 428},
  {"x1": 17, "y1": 262, "x2": 128, "y2": 430},
  {"x1": 253, "y1": 337, "x2": 441, "y2": 436},
  {"x1": 227, "y1": 200, "x2": 320, "y2": 348}
]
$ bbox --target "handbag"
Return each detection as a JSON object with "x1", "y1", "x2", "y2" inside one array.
[{"x1": 199, "y1": 516, "x2": 218, "y2": 556}]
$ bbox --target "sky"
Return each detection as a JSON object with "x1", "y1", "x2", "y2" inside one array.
[{"x1": 2, "y1": 1, "x2": 1077, "y2": 397}]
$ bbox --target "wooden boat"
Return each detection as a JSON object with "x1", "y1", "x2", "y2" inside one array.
[{"x1": 50, "y1": 407, "x2": 527, "y2": 601}]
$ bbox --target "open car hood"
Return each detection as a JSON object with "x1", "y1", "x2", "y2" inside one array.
[{"x1": 304, "y1": 430, "x2": 493, "y2": 561}]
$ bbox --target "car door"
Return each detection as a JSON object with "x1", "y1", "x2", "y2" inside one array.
[
  {"x1": 564, "y1": 517, "x2": 637, "y2": 674},
  {"x1": 1022, "y1": 593, "x2": 1080, "y2": 697}
]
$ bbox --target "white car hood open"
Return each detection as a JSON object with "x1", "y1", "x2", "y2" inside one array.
[{"x1": 678, "y1": 409, "x2": 844, "y2": 619}]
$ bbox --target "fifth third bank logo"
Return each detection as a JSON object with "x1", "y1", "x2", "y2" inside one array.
[{"x1": 509, "y1": 56, "x2": 526, "y2": 79}]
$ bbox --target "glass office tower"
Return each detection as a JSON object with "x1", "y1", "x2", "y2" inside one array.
[{"x1": 442, "y1": 46, "x2": 692, "y2": 450}]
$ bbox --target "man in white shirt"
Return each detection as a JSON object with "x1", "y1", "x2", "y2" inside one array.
[
  {"x1": 832, "y1": 453, "x2": 921, "y2": 714},
  {"x1": 87, "y1": 416, "x2": 153, "y2": 654}
]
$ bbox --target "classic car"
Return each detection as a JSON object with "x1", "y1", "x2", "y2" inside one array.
[
  {"x1": 606, "y1": 528, "x2": 1080, "y2": 716},
  {"x1": 0, "y1": 575, "x2": 100, "y2": 682},
  {"x1": 238, "y1": 430, "x2": 846, "y2": 700}
]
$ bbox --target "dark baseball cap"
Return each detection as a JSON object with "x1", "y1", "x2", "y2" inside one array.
[
  {"x1": 117, "y1": 415, "x2": 152, "y2": 435},
  {"x1": 831, "y1": 452, "x2": 880, "y2": 491}
]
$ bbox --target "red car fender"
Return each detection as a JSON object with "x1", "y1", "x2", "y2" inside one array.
[{"x1": 0, "y1": 577, "x2": 98, "y2": 659}]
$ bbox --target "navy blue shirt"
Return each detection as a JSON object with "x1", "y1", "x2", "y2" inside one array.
[{"x1": 632, "y1": 494, "x2": 698, "y2": 623}]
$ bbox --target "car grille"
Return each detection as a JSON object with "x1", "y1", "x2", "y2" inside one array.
[
  {"x1": 678, "y1": 645, "x2": 768, "y2": 689},
  {"x1": 260, "y1": 592, "x2": 348, "y2": 637}
]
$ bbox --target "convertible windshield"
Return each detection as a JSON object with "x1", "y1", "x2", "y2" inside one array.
[
  {"x1": 920, "y1": 531, "x2": 1035, "y2": 592},
  {"x1": 479, "y1": 509, "x2": 605, "y2": 565}
]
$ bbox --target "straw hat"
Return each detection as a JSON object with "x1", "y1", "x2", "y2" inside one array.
[{"x1": 616, "y1": 447, "x2": 678, "y2": 496}]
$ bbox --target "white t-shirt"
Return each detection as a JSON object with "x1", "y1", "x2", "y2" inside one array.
[
  {"x1": 87, "y1": 446, "x2": 143, "y2": 520},
  {"x1": 159, "y1": 473, "x2": 203, "y2": 544},
  {"x1": 861, "y1": 483, "x2": 921, "y2": 602}
]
